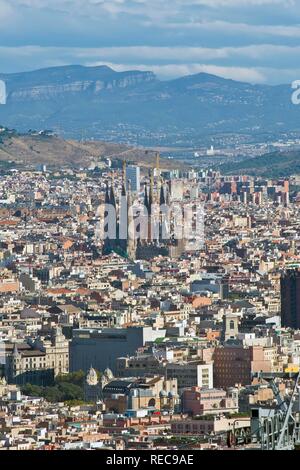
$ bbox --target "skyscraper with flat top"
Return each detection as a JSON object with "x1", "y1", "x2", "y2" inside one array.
[
  {"x1": 126, "y1": 165, "x2": 140, "y2": 193},
  {"x1": 281, "y1": 270, "x2": 300, "y2": 329}
]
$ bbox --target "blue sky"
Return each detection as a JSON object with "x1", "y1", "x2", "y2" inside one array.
[{"x1": 1, "y1": 0, "x2": 300, "y2": 83}]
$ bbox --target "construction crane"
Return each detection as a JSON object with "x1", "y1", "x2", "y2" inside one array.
[
  {"x1": 276, "y1": 371, "x2": 300, "y2": 449},
  {"x1": 255, "y1": 371, "x2": 300, "y2": 450}
]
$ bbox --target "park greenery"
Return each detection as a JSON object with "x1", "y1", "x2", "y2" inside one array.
[{"x1": 21, "y1": 370, "x2": 100, "y2": 404}]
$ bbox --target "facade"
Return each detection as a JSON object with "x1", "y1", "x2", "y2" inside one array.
[
  {"x1": 213, "y1": 345, "x2": 272, "y2": 388},
  {"x1": 190, "y1": 275, "x2": 223, "y2": 296},
  {"x1": 0, "y1": 275, "x2": 20, "y2": 294},
  {"x1": 3, "y1": 327, "x2": 69, "y2": 385},
  {"x1": 4, "y1": 344, "x2": 53, "y2": 386},
  {"x1": 70, "y1": 327, "x2": 166, "y2": 374},
  {"x1": 171, "y1": 417, "x2": 250, "y2": 436},
  {"x1": 103, "y1": 375, "x2": 178, "y2": 414},
  {"x1": 102, "y1": 163, "x2": 187, "y2": 261},
  {"x1": 165, "y1": 362, "x2": 213, "y2": 393},
  {"x1": 223, "y1": 313, "x2": 239, "y2": 342},
  {"x1": 32, "y1": 327, "x2": 69, "y2": 376},
  {"x1": 182, "y1": 387, "x2": 238, "y2": 416},
  {"x1": 126, "y1": 165, "x2": 140, "y2": 193},
  {"x1": 281, "y1": 270, "x2": 300, "y2": 329},
  {"x1": 102, "y1": 173, "x2": 136, "y2": 259},
  {"x1": 116, "y1": 354, "x2": 164, "y2": 377},
  {"x1": 19, "y1": 273, "x2": 41, "y2": 292}
]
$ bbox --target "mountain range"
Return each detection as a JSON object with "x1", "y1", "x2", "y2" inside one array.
[{"x1": 0, "y1": 65, "x2": 299, "y2": 145}]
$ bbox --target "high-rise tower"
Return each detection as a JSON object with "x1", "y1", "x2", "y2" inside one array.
[{"x1": 281, "y1": 270, "x2": 300, "y2": 329}]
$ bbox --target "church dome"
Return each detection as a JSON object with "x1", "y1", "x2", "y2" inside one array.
[
  {"x1": 0, "y1": 377, "x2": 7, "y2": 386},
  {"x1": 86, "y1": 366, "x2": 98, "y2": 386},
  {"x1": 104, "y1": 368, "x2": 114, "y2": 380}
]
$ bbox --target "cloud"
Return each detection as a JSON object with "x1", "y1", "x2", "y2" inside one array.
[
  {"x1": 1, "y1": 43, "x2": 300, "y2": 68},
  {"x1": 90, "y1": 61, "x2": 266, "y2": 82},
  {"x1": 185, "y1": 0, "x2": 295, "y2": 5},
  {"x1": 7, "y1": 46, "x2": 262, "y2": 82},
  {"x1": 7, "y1": 0, "x2": 296, "y2": 8},
  {"x1": 0, "y1": 0, "x2": 14, "y2": 21},
  {"x1": 1, "y1": 0, "x2": 300, "y2": 85},
  {"x1": 3, "y1": 0, "x2": 298, "y2": 23},
  {"x1": 162, "y1": 20, "x2": 300, "y2": 39}
]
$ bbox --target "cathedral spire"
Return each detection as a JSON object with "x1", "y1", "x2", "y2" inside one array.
[
  {"x1": 118, "y1": 168, "x2": 128, "y2": 253},
  {"x1": 127, "y1": 180, "x2": 136, "y2": 260},
  {"x1": 105, "y1": 181, "x2": 110, "y2": 204},
  {"x1": 156, "y1": 152, "x2": 161, "y2": 199},
  {"x1": 149, "y1": 169, "x2": 154, "y2": 213},
  {"x1": 160, "y1": 179, "x2": 165, "y2": 206},
  {"x1": 110, "y1": 173, "x2": 116, "y2": 208},
  {"x1": 121, "y1": 160, "x2": 127, "y2": 196},
  {"x1": 156, "y1": 152, "x2": 160, "y2": 176},
  {"x1": 13, "y1": 343, "x2": 19, "y2": 357},
  {"x1": 167, "y1": 180, "x2": 172, "y2": 202},
  {"x1": 103, "y1": 180, "x2": 116, "y2": 255},
  {"x1": 144, "y1": 183, "x2": 149, "y2": 211}
]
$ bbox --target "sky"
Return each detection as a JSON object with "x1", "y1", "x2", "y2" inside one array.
[{"x1": 1, "y1": 0, "x2": 300, "y2": 84}]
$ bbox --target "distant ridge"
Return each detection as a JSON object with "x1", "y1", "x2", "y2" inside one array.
[
  {"x1": 0, "y1": 65, "x2": 299, "y2": 145},
  {"x1": 0, "y1": 127, "x2": 181, "y2": 170},
  {"x1": 219, "y1": 150, "x2": 300, "y2": 178}
]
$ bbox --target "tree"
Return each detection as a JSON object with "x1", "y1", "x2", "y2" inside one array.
[
  {"x1": 56, "y1": 370, "x2": 85, "y2": 387},
  {"x1": 22, "y1": 384, "x2": 43, "y2": 397},
  {"x1": 58, "y1": 382, "x2": 84, "y2": 401},
  {"x1": 22, "y1": 373, "x2": 85, "y2": 403},
  {"x1": 43, "y1": 386, "x2": 63, "y2": 403}
]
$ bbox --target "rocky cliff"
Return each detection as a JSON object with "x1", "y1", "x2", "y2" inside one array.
[{"x1": 0, "y1": 65, "x2": 156, "y2": 102}]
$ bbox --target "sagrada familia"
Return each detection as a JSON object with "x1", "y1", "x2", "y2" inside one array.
[{"x1": 101, "y1": 161, "x2": 186, "y2": 261}]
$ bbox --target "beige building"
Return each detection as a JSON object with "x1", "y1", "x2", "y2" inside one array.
[
  {"x1": 103, "y1": 375, "x2": 178, "y2": 414},
  {"x1": 33, "y1": 327, "x2": 69, "y2": 376},
  {"x1": 4, "y1": 327, "x2": 69, "y2": 384},
  {"x1": 0, "y1": 273, "x2": 20, "y2": 294},
  {"x1": 171, "y1": 416, "x2": 250, "y2": 436},
  {"x1": 166, "y1": 361, "x2": 213, "y2": 392}
]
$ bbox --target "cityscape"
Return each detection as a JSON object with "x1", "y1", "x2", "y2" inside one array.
[
  {"x1": 1, "y1": 0, "x2": 300, "y2": 460},
  {"x1": 0, "y1": 155, "x2": 300, "y2": 451}
]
